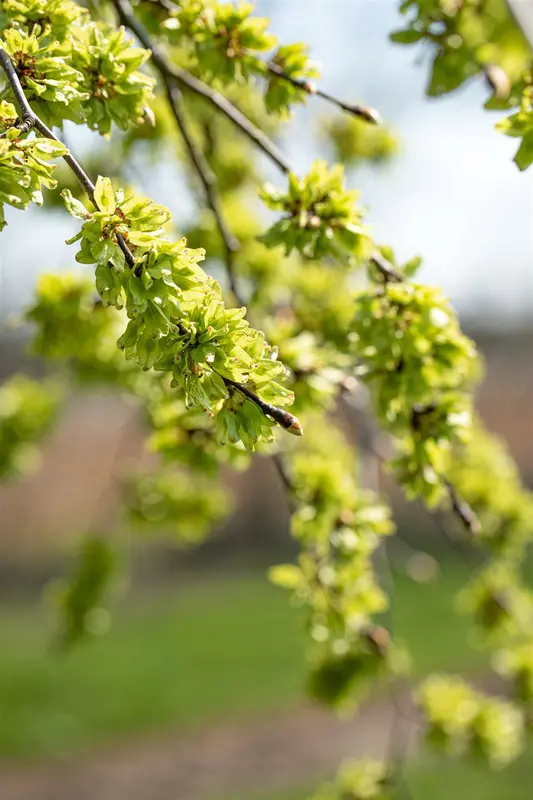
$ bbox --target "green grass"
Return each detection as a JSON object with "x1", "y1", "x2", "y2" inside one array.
[
  {"x1": 243, "y1": 748, "x2": 533, "y2": 800},
  {"x1": 0, "y1": 575, "x2": 306, "y2": 760},
  {"x1": 0, "y1": 559, "x2": 489, "y2": 761}
]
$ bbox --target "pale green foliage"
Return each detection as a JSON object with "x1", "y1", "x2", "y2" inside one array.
[
  {"x1": 321, "y1": 115, "x2": 399, "y2": 167},
  {"x1": 458, "y1": 563, "x2": 533, "y2": 645},
  {"x1": 260, "y1": 160, "x2": 371, "y2": 261},
  {"x1": 27, "y1": 272, "x2": 124, "y2": 379},
  {"x1": 497, "y1": 79, "x2": 533, "y2": 171},
  {"x1": 265, "y1": 43, "x2": 320, "y2": 116},
  {"x1": 50, "y1": 536, "x2": 117, "y2": 648},
  {"x1": 418, "y1": 674, "x2": 525, "y2": 767},
  {"x1": 0, "y1": 28, "x2": 89, "y2": 124},
  {"x1": 494, "y1": 640, "x2": 533, "y2": 703},
  {"x1": 447, "y1": 424, "x2": 533, "y2": 558},
  {"x1": 62, "y1": 176, "x2": 295, "y2": 449},
  {"x1": 351, "y1": 282, "x2": 478, "y2": 504},
  {"x1": 71, "y1": 24, "x2": 154, "y2": 135},
  {"x1": 310, "y1": 758, "x2": 392, "y2": 800},
  {"x1": 0, "y1": 0, "x2": 87, "y2": 40},
  {"x1": 0, "y1": 115, "x2": 66, "y2": 228},
  {"x1": 0, "y1": 374, "x2": 62, "y2": 479},
  {"x1": 163, "y1": 0, "x2": 276, "y2": 83},
  {"x1": 0, "y1": 0, "x2": 154, "y2": 131},
  {"x1": 270, "y1": 420, "x2": 403, "y2": 711},
  {"x1": 124, "y1": 466, "x2": 231, "y2": 543},
  {"x1": 391, "y1": 0, "x2": 530, "y2": 97},
  {"x1": 391, "y1": 0, "x2": 533, "y2": 169},
  {"x1": 1, "y1": 0, "x2": 533, "y2": 788}
]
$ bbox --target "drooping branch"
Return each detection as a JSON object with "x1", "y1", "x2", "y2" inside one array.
[
  {"x1": 138, "y1": 0, "x2": 383, "y2": 124},
  {"x1": 0, "y1": 46, "x2": 301, "y2": 436},
  {"x1": 370, "y1": 251, "x2": 405, "y2": 283},
  {"x1": 0, "y1": 49, "x2": 35, "y2": 134},
  {"x1": 0, "y1": 47, "x2": 135, "y2": 268},
  {"x1": 264, "y1": 59, "x2": 382, "y2": 124},
  {"x1": 140, "y1": 48, "x2": 245, "y2": 306},
  {"x1": 111, "y1": 0, "x2": 290, "y2": 174},
  {"x1": 223, "y1": 377, "x2": 303, "y2": 436},
  {"x1": 107, "y1": 2, "x2": 479, "y2": 536}
]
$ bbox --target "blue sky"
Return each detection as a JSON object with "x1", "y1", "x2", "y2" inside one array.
[{"x1": 1, "y1": 0, "x2": 532, "y2": 330}]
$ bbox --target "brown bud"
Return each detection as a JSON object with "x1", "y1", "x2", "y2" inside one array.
[{"x1": 485, "y1": 64, "x2": 511, "y2": 100}]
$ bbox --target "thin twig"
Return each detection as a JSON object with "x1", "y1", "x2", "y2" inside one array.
[
  {"x1": 265, "y1": 59, "x2": 382, "y2": 124},
  {"x1": 223, "y1": 376, "x2": 303, "y2": 436},
  {"x1": 444, "y1": 478, "x2": 481, "y2": 536},
  {"x1": 110, "y1": 0, "x2": 404, "y2": 291},
  {"x1": 152, "y1": 64, "x2": 245, "y2": 306},
  {"x1": 0, "y1": 50, "x2": 136, "y2": 270},
  {"x1": 0, "y1": 49, "x2": 35, "y2": 134},
  {"x1": 370, "y1": 250, "x2": 405, "y2": 283},
  {"x1": 111, "y1": 0, "x2": 290, "y2": 174},
  {"x1": 135, "y1": 0, "x2": 382, "y2": 123}
]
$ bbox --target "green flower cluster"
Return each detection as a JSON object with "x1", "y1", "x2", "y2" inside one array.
[
  {"x1": 147, "y1": 392, "x2": 251, "y2": 473},
  {"x1": 50, "y1": 536, "x2": 117, "y2": 648},
  {"x1": 160, "y1": 1, "x2": 321, "y2": 116},
  {"x1": 0, "y1": 0, "x2": 86, "y2": 41},
  {"x1": 0, "y1": 27, "x2": 88, "y2": 125},
  {"x1": 163, "y1": 0, "x2": 275, "y2": 84},
  {"x1": 71, "y1": 24, "x2": 154, "y2": 135},
  {"x1": 457, "y1": 562, "x2": 533, "y2": 645},
  {"x1": 418, "y1": 674, "x2": 524, "y2": 767},
  {"x1": 0, "y1": 374, "x2": 62, "y2": 479},
  {"x1": 320, "y1": 114, "x2": 399, "y2": 167},
  {"x1": 265, "y1": 44, "x2": 320, "y2": 116},
  {"x1": 124, "y1": 465, "x2": 231, "y2": 544},
  {"x1": 260, "y1": 160, "x2": 371, "y2": 262},
  {"x1": 310, "y1": 759, "x2": 392, "y2": 800},
  {"x1": 391, "y1": 0, "x2": 530, "y2": 100},
  {"x1": 447, "y1": 424, "x2": 533, "y2": 558},
  {"x1": 391, "y1": 0, "x2": 533, "y2": 170},
  {"x1": 26, "y1": 272, "x2": 237, "y2": 554},
  {"x1": 27, "y1": 272, "x2": 125, "y2": 381},
  {"x1": 62, "y1": 176, "x2": 298, "y2": 450},
  {"x1": 351, "y1": 281, "x2": 479, "y2": 504},
  {"x1": 270, "y1": 421, "x2": 401, "y2": 711},
  {"x1": 494, "y1": 640, "x2": 533, "y2": 704},
  {"x1": 0, "y1": 1, "x2": 154, "y2": 132},
  {"x1": 497, "y1": 79, "x2": 533, "y2": 171},
  {"x1": 0, "y1": 105, "x2": 66, "y2": 228}
]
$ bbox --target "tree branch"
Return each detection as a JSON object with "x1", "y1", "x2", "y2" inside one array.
[
  {"x1": 370, "y1": 250, "x2": 405, "y2": 283},
  {"x1": 264, "y1": 59, "x2": 382, "y2": 124},
  {"x1": 0, "y1": 47, "x2": 136, "y2": 269},
  {"x1": 110, "y1": 0, "x2": 477, "y2": 532},
  {"x1": 111, "y1": 0, "x2": 290, "y2": 174},
  {"x1": 223, "y1": 376, "x2": 303, "y2": 436},
  {"x1": 0, "y1": 46, "x2": 302, "y2": 437},
  {"x1": 0, "y1": 49, "x2": 36, "y2": 134},
  {"x1": 148, "y1": 57, "x2": 246, "y2": 307}
]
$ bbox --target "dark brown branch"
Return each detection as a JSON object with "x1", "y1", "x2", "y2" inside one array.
[
  {"x1": 444, "y1": 479, "x2": 481, "y2": 536},
  {"x1": 0, "y1": 49, "x2": 35, "y2": 134},
  {"x1": 370, "y1": 251, "x2": 405, "y2": 283},
  {"x1": 265, "y1": 59, "x2": 382, "y2": 124},
  {"x1": 223, "y1": 376, "x2": 303, "y2": 436},
  {"x1": 111, "y1": 0, "x2": 290, "y2": 174}
]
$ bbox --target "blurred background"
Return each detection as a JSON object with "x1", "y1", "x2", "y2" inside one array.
[{"x1": 1, "y1": 1, "x2": 533, "y2": 799}]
